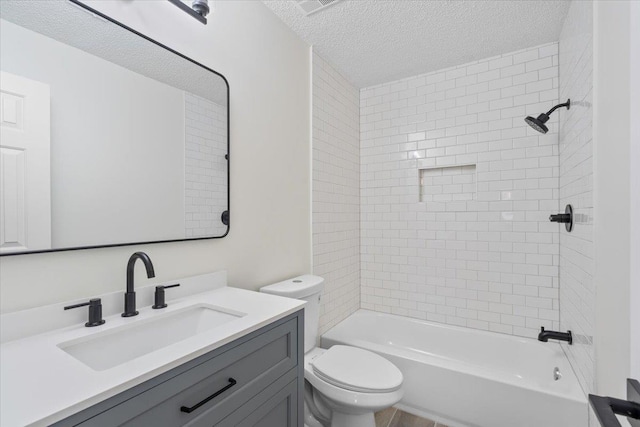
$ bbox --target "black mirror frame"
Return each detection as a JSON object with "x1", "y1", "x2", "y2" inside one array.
[{"x1": 1, "y1": 0, "x2": 230, "y2": 256}]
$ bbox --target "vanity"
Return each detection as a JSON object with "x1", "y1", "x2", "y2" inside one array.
[{"x1": 0, "y1": 272, "x2": 305, "y2": 426}]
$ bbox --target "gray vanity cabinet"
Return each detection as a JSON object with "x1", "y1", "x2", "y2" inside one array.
[
  {"x1": 53, "y1": 311, "x2": 303, "y2": 427},
  {"x1": 219, "y1": 378, "x2": 298, "y2": 427}
]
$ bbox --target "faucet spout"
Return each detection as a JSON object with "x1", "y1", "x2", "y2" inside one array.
[
  {"x1": 122, "y1": 252, "x2": 155, "y2": 317},
  {"x1": 126, "y1": 252, "x2": 155, "y2": 293},
  {"x1": 538, "y1": 327, "x2": 573, "y2": 345}
]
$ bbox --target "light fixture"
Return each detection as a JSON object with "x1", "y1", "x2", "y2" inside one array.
[{"x1": 168, "y1": 0, "x2": 210, "y2": 25}]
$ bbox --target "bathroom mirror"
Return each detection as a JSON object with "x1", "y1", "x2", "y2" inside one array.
[{"x1": 0, "y1": 0, "x2": 229, "y2": 255}]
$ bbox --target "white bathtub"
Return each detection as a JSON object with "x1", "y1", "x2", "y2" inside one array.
[{"x1": 321, "y1": 310, "x2": 587, "y2": 427}]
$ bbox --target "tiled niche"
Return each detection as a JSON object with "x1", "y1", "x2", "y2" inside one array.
[{"x1": 420, "y1": 164, "x2": 477, "y2": 204}]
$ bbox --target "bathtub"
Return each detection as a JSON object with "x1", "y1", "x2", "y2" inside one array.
[{"x1": 321, "y1": 310, "x2": 587, "y2": 427}]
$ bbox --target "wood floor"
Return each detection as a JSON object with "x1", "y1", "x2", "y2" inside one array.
[{"x1": 375, "y1": 407, "x2": 450, "y2": 427}]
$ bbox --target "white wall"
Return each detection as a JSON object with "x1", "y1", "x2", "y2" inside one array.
[
  {"x1": 312, "y1": 53, "x2": 360, "y2": 335},
  {"x1": 631, "y1": 0, "x2": 640, "y2": 382},
  {"x1": 0, "y1": 1, "x2": 312, "y2": 313},
  {"x1": 593, "y1": 0, "x2": 632, "y2": 399},
  {"x1": 1, "y1": 20, "x2": 186, "y2": 247},
  {"x1": 557, "y1": 0, "x2": 594, "y2": 396},
  {"x1": 360, "y1": 43, "x2": 561, "y2": 338}
]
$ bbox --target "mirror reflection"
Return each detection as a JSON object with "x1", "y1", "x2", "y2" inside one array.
[{"x1": 0, "y1": 1, "x2": 229, "y2": 255}]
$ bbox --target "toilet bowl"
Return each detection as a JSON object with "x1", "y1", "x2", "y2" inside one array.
[
  {"x1": 260, "y1": 275, "x2": 403, "y2": 427},
  {"x1": 304, "y1": 346, "x2": 404, "y2": 427}
]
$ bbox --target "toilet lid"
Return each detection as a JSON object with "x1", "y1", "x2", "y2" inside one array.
[{"x1": 310, "y1": 345, "x2": 403, "y2": 393}]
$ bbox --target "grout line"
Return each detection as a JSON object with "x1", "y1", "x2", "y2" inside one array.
[{"x1": 385, "y1": 407, "x2": 399, "y2": 427}]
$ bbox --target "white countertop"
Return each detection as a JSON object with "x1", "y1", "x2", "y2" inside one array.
[{"x1": 0, "y1": 274, "x2": 305, "y2": 427}]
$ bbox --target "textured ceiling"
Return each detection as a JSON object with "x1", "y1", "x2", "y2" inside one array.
[
  {"x1": 263, "y1": 0, "x2": 571, "y2": 88},
  {"x1": 0, "y1": 1, "x2": 227, "y2": 104}
]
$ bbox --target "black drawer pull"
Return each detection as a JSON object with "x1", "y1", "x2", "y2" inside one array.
[{"x1": 180, "y1": 378, "x2": 237, "y2": 414}]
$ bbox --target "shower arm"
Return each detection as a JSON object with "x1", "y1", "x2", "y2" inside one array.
[{"x1": 545, "y1": 99, "x2": 571, "y2": 116}]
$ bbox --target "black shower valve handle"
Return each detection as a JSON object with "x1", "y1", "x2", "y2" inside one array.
[
  {"x1": 549, "y1": 204, "x2": 574, "y2": 232},
  {"x1": 549, "y1": 213, "x2": 571, "y2": 223}
]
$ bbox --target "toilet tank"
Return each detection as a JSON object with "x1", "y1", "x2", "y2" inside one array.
[{"x1": 260, "y1": 275, "x2": 324, "y2": 353}]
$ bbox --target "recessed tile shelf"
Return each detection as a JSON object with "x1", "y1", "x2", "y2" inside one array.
[{"x1": 419, "y1": 164, "x2": 477, "y2": 203}]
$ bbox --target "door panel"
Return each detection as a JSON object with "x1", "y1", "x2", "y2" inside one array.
[{"x1": 0, "y1": 71, "x2": 51, "y2": 252}]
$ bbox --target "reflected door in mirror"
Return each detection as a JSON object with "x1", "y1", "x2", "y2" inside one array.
[{"x1": 0, "y1": 71, "x2": 51, "y2": 253}]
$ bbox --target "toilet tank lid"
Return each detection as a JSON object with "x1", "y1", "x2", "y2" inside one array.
[{"x1": 259, "y1": 275, "x2": 324, "y2": 298}]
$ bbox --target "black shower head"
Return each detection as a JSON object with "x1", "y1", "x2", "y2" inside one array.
[
  {"x1": 524, "y1": 114, "x2": 550, "y2": 134},
  {"x1": 524, "y1": 99, "x2": 570, "y2": 134}
]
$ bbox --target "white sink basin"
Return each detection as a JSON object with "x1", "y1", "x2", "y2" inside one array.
[{"x1": 58, "y1": 304, "x2": 245, "y2": 371}]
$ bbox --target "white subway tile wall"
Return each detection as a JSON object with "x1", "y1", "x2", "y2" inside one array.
[
  {"x1": 312, "y1": 53, "x2": 361, "y2": 335},
  {"x1": 558, "y1": 0, "x2": 594, "y2": 397},
  {"x1": 360, "y1": 43, "x2": 561, "y2": 338},
  {"x1": 184, "y1": 92, "x2": 228, "y2": 237}
]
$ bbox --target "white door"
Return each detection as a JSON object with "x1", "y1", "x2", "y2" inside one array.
[
  {"x1": 0, "y1": 71, "x2": 51, "y2": 253},
  {"x1": 630, "y1": 0, "x2": 640, "y2": 381}
]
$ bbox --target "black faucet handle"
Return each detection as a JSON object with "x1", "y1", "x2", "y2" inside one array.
[
  {"x1": 549, "y1": 213, "x2": 571, "y2": 223},
  {"x1": 153, "y1": 284, "x2": 180, "y2": 309},
  {"x1": 64, "y1": 298, "x2": 106, "y2": 327},
  {"x1": 549, "y1": 204, "x2": 574, "y2": 232}
]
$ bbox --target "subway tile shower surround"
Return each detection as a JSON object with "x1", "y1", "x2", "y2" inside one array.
[
  {"x1": 360, "y1": 43, "x2": 561, "y2": 338},
  {"x1": 313, "y1": 53, "x2": 361, "y2": 335},
  {"x1": 184, "y1": 92, "x2": 228, "y2": 238},
  {"x1": 558, "y1": 0, "x2": 594, "y2": 397}
]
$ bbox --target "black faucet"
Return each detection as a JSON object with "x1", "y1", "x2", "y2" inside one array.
[
  {"x1": 538, "y1": 326, "x2": 573, "y2": 345},
  {"x1": 122, "y1": 252, "x2": 155, "y2": 317}
]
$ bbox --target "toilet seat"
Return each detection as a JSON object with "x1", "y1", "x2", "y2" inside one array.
[
  {"x1": 304, "y1": 346, "x2": 404, "y2": 418},
  {"x1": 310, "y1": 345, "x2": 403, "y2": 393}
]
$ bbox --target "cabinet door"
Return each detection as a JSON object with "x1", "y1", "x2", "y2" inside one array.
[{"x1": 218, "y1": 378, "x2": 298, "y2": 427}]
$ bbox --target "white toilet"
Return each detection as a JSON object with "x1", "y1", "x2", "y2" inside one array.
[{"x1": 260, "y1": 275, "x2": 403, "y2": 427}]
